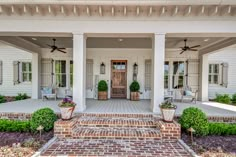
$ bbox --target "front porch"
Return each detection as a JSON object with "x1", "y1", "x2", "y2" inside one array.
[{"x1": 0, "y1": 99, "x2": 236, "y2": 117}]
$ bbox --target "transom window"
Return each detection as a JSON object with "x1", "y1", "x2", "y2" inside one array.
[
  {"x1": 22, "y1": 62, "x2": 32, "y2": 82},
  {"x1": 209, "y1": 64, "x2": 219, "y2": 84}
]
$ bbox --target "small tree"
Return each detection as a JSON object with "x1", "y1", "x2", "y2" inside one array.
[
  {"x1": 98, "y1": 80, "x2": 108, "y2": 92},
  {"x1": 129, "y1": 81, "x2": 140, "y2": 92}
]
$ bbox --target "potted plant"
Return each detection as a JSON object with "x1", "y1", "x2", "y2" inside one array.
[
  {"x1": 58, "y1": 98, "x2": 76, "y2": 120},
  {"x1": 160, "y1": 101, "x2": 177, "y2": 122},
  {"x1": 98, "y1": 80, "x2": 108, "y2": 100},
  {"x1": 130, "y1": 81, "x2": 140, "y2": 101}
]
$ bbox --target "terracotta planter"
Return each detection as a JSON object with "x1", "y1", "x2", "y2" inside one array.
[
  {"x1": 59, "y1": 106, "x2": 75, "y2": 120},
  {"x1": 98, "y1": 91, "x2": 108, "y2": 100},
  {"x1": 130, "y1": 92, "x2": 140, "y2": 101},
  {"x1": 161, "y1": 108, "x2": 176, "y2": 122}
]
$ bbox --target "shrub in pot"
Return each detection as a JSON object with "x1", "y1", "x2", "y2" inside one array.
[
  {"x1": 179, "y1": 107, "x2": 209, "y2": 136},
  {"x1": 98, "y1": 80, "x2": 108, "y2": 100},
  {"x1": 130, "y1": 81, "x2": 140, "y2": 101},
  {"x1": 58, "y1": 98, "x2": 76, "y2": 120},
  {"x1": 160, "y1": 101, "x2": 177, "y2": 122}
]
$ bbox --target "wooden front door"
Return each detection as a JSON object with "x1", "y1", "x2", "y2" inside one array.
[{"x1": 111, "y1": 60, "x2": 127, "y2": 98}]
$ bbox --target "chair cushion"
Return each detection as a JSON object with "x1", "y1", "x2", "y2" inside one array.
[
  {"x1": 42, "y1": 87, "x2": 52, "y2": 94},
  {"x1": 184, "y1": 90, "x2": 193, "y2": 96}
]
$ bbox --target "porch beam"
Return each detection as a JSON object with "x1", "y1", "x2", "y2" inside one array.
[
  {"x1": 0, "y1": 36, "x2": 41, "y2": 54},
  {"x1": 152, "y1": 33, "x2": 165, "y2": 113},
  {"x1": 73, "y1": 33, "x2": 86, "y2": 112},
  {"x1": 199, "y1": 37, "x2": 236, "y2": 55}
]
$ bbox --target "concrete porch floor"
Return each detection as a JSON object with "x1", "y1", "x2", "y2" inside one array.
[{"x1": 0, "y1": 99, "x2": 235, "y2": 117}]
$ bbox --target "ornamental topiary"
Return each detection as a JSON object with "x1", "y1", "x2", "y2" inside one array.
[
  {"x1": 30, "y1": 108, "x2": 57, "y2": 132},
  {"x1": 98, "y1": 80, "x2": 108, "y2": 92},
  {"x1": 129, "y1": 81, "x2": 140, "y2": 92},
  {"x1": 179, "y1": 107, "x2": 209, "y2": 136}
]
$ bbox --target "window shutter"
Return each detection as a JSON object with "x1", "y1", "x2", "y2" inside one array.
[
  {"x1": 13, "y1": 61, "x2": 20, "y2": 85},
  {"x1": 0, "y1": 61, "x2": 2, "y2": 85},
  {"x1": 186, "y1": 59, "x2": 199, "y2": 91},
  {"x1": 86, "y1": 59, "x2": 93, "y2": 90},
  {"x1": 145, "y1": 59, "x2": 151, "y2": 90},
  {"x1": 221, "y1": 62, "x2": 228, "y2": 88},
  {"x1": 41, "y1": 58, "x2": 53, "y2": 87}
]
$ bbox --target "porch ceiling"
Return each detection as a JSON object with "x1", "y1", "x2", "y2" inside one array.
[{"x1": 19, "y1": 36, "x2": 226, "y2": 49}]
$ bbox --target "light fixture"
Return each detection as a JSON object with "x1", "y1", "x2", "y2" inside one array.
[
  {"x1": 133, "y1": 62, "x2": 138, "y2": 75},
  {"x1": 100, "y1": 62, "x2": 105, "y2": 74},
  {"x1": 204, "y1": 38, "x2": 209, "y2": 42},
  {"x1": 32, "y1": 37, "x2": 37, "y2": 41},
  {"x1": 118, "y1": 38, "x2": 123, "y2": 42}
]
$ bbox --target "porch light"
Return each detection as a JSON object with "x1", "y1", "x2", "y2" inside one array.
[
  {"x1": 133, "y1": 62, "x2": 138, "y2": 74},
  {"x1": 100, "y1": 62, "x2": 105, "y2": 74}
]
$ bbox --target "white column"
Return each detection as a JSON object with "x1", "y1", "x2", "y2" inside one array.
[
  {"x1": 32, "y1": 53, "x2": 41, "y2": 99},
  {"x1": 199, "y1": 54, "x2": 209, "y2": 101},
  {"x1": 151, "y1": 33, "x2": 165, "y2": 113},
  {"x1": 73, "y1": 33, "x2": 86, "y2": 112}
]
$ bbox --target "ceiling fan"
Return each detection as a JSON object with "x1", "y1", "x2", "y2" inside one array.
[
  {"x1": 179, "y1": 39, "x2": 200, "y2": 54},
  {"x1": 47, "y1": 38, "x2": 67, "y2": 53}
]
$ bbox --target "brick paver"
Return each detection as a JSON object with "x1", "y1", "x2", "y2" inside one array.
[{"x1": 41, "y1": 139, "x2": 191, "y2": 157}]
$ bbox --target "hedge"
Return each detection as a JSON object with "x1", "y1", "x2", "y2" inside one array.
[
  {"x1": 208, "y1": 123, "x2": 236, "y2": 135},
  {"x1": 0, "y1": 119, "x2": 30, "y2": 132}
]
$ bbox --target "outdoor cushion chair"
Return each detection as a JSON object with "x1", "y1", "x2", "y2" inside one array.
[
  {"x1": 65, "y1": 88, "x2": 73, "y2": 98},
  {"x1": 41, "y1": 87, "x2": 57, "y2": 101},
  {"x1": 164, "y1": 89, "x2": 174, "y2": 102},
  {"x1": 180, "y1": 86, "x2": 198, "y2": 104}
]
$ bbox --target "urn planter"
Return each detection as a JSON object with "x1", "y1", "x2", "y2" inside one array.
[
  {"x1": 98, "y1": 91, "x2": 108, "y2": 100},
  {"x1": 58, "y1": 98, "x2": 76, "y2": 120},
  {"x1": 130, "y1": 92, "x2": 140, "y2": 101},
  {"x1": 160, "y1": 101, "x2": 177, "y2": 122}
]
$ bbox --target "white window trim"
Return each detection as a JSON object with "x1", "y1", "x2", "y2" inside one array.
[
  {"x1": 54, "y1": 60, "x2": 67, "y2": 88},
  {"x1": 208, "y1": 62, "x2": 222, "y2": 86},
  {"x1": 20, "y1": 62, "x2": 32, "y2": 83}
]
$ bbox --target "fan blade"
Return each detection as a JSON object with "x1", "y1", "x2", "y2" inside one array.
[
  {"x1": 57, "y1": 48, "x2": 66, "y2": 50},
  {"x1": 180, "y1": 50, "x2": 185, "y2": 54},
  {"x1": 50, "y1": 47, "x2": 57, "y2": 52},
  {"x1": 190, "y1": 45, "x2": 200, "y2": 48},
  {"x1": 46, "y1": 44, "x2": 52, "y2": 47},
  {"x1": 189, "y1": 48, "x2": 198, "y2": 51},
  {"x1": 57, "y1": 49, "x2": 67, "y2": 53}
]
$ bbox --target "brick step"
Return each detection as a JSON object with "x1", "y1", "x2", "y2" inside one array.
[
  {"x1": 81, "y1": 113, "x2": 153, "y2": 118},
  {"x1": 77, "y1": 116, "x2": 156, "y2": 128},
  {"x1": 72, "y1": 127, "x2": 161, "y2": 139}
]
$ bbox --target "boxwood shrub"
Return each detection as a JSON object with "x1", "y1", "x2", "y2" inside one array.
[
  {"x1": 0, "y1": 95, "x2": 6, "y2": 103},
  {"x1": 179, "y1": 107, "x2": 209, "y2": 136},
  {"x1": 30, "y1": 108, "x2": 57, "y2": 132},
  {"x1": 0, "y1": 119, "x2": 30, "y2": 132},
  {"x1": 129, "y1": 81, "x2": 140, "y2": 92},
  {"x1": 98, "y1": 80, "x2": 108, "y2": 92},
  {"x1": 215, "y1": 94, "x2": 231, "y2": 104}
]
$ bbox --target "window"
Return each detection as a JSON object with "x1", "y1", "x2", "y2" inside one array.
[
  {"x1": 209, "y1": 64, "x2": 219, "y2": 84},
  {"x1": 55, "y1": 60, "x2": 66, "y2": 87},
  {"x1": 70, "y1": 61, "x2": 73, "y2": 87},
  {"x1": 172, "y1": 61, "x2": 185, "y2": 88},
  {"x1": 145, "y1": 60, "x2": 151, "y2": 90},
  {"x1": 21, "y1": 62, "x2": 32, "y2": 82},
  {"x1": 164, "y1": 61, "x2": 169, "y2": 89},
  {"x1": 86, "y1": 59, "x2": 93, "y2": 89}
]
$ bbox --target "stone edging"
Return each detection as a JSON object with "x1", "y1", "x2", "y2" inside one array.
[
  {"x1": 31, "y1": 137, "x2": 57, "y2": 157},
  {"x1": 178, "y1": 139, "x2": 200, "y2": 157}
]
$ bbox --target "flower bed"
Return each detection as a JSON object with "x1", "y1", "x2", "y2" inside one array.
[{"x1": 0, "y1": 131, "x2": 53, "y2": 157}]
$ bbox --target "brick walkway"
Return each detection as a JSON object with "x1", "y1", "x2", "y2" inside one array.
[{"x1": 41, "y1": 139, "x2": 191, "y2": 157}]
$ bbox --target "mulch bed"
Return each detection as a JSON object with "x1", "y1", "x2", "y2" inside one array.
[
  {"x1": 182, "y1": 133, "x2": 236, "y2": 157},
  {"x1": 0, "y1": 131, "x2": 53, "y2": 157},
  {"x1": 4, "y1": 96, "x2": 16, "y2": 102}
]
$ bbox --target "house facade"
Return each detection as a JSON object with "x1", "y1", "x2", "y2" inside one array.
[{"x1": 0, "y1": 0, "x2": 236, "y2": 113}]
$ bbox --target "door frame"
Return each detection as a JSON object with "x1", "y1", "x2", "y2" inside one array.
[{"x1": 110, "y1": 60, "x2": 128, "y2": 99}]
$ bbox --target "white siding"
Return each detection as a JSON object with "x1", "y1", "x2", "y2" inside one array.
[
  {"x1": 208, "y1": 47, "x2": 236, "y2": 99},
  {"x1": 0, "y1": 42, "x2": 32, "y2": 96}
]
